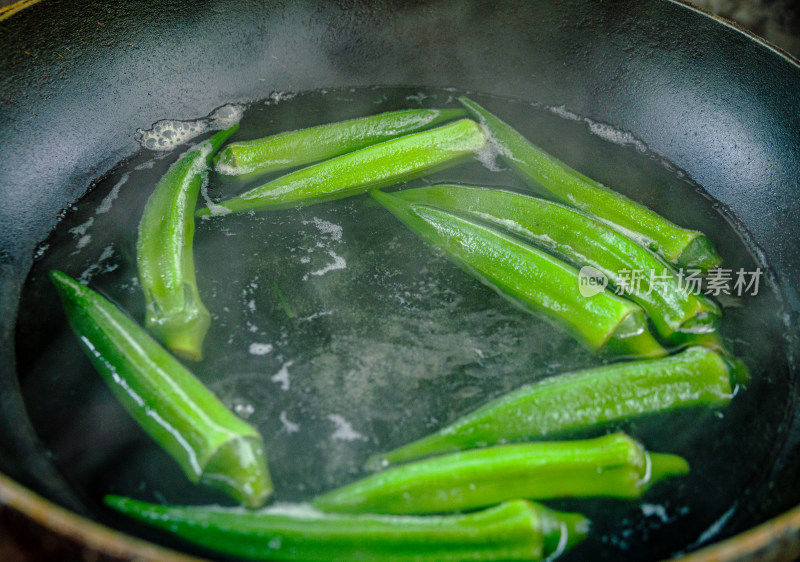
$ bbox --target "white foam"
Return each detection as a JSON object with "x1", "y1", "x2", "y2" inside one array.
[
  {"x1": 279, "y1": 410, "x2": 300, "y2": 434},
  {"x1": 473, "y1": 138, "x2": 504, "y2": 172},
  {"x1": 587, "y1": 121, "x2": 649, "y2": 153},
  {"x1": 199, "y1": 173, "x2": 232, "y2": 218},
  {"x1": 79, "y1": 244, "x2": 115, "y2": 284},
  {"x1": 136, "y1": 103, "x2": 244, "y2": 152},
  {"x1": 327, "y1": 414, "x2": 367, "y2": 442},
  {"x1": 75, "y1": 234, "x2": 91, "y2": 250},
  {"x1": 261, "y1": 502, "x2": 323, "y2": 518},
  {"x1": 405, "y1": 92, "x2": 429, "y2": 104},
  {"x1": 271, "y1": 360, "x2": 295, "y2": 391},
  {"x1": 264, "y1": 91, "x2": 297, "y2": 105},
  {"x1": 640, "y1": 503, "x2": 670, "y2": 523},
  {"x1": 248, "y1": 342, "x2": 273, "y2": 356},
  {"x1": 306, "y1": 217, "x2": 343, "y2": 241},
  {"x1": 208, "y1": 104, "x2": 243, "y2": 128},
  {"x1": 234, "y1": 402, "x2": 255, "y2": 418},
  {"x1": 69, "y1": 217, "x2": 94, "y2": 238},
  {"x1": 298, "y1": 310, "x2": 333, "y2": 322},
  {"x1": 546, "y1": 105, "x2": 650, "y2": 153},
  {"x1": 34, "y1": 244, "x2": 49, "y2": 259},
  {"x1": 303, "y1": 250, "x2": 347, "y2": 280},
  {"x1": 548, "y1": 105, "x2": 582, "y2": 121},
  {"x1": 214, "y1": 160, "x2": 260, "y2": 176},
  {"x1": 96, "y1": 173, "x2": 129, "y2": 214},
  {"x1": 474, "y1": 117, "x2": 514, "y2": 172}
]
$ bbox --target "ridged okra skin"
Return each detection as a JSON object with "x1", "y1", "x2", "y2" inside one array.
[
  {"x1": 314, "y1": 433, "x2": 688, "y2": 515},
  {"x1": 459, "y1": 97, "x2": 722, "y2": 272},
  {"x1": 105, "y1": 496, "x2": 589, "y2": 562},
  {"x1": 372, "y1": 189, "x2": 666, "y2": 358},
  {"x1": 198, "y1": 118, "x2": 487, "y2": 214},
  {"x1": 214, "y1": 108, "x2": 466, "y2": 177},
  {"x1": 137, "y1": 125, "x2": 237, "y2": 361},
  {"x1": 50, "y1": 270, "x2": 272, "y2": 508},
  {"x1": 368, "y1": 347, "x2": 742, "y2": 468},
  {"x1": 388, "y1": 184, "x2": 721, "y2": 345}
]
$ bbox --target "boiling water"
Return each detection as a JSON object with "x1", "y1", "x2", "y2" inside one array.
[{"x1": 15, "y1": 87, "x2": 794, "y2": 561}]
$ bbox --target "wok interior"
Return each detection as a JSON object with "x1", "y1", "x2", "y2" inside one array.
[{"x1": 1, "y1": 0, "x2": 800, "y2": 559}]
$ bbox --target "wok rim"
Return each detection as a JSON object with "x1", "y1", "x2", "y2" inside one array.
[
  {"x1": 1, "y1": 0, "x2": 799, "y2": 560},
  {"x1": 2, "y1": 468, "x2": 800, "y2": 561},
  {"x1": 674, "y1": 0, "x2": 800, "y2": 68},
  {"x1": 0, "y1": 471, "x2": 201, "y2": 561}
]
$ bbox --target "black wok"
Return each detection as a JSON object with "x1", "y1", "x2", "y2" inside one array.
[{"x1": 1, "y1": 0, "x2": 800, "y2": 560}]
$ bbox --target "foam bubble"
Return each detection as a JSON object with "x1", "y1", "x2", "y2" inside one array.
[
  {"x1": 199, "y1": 173, "x2": 232, "y2": 218},
  {"x1": 248, "y1": 342, "x2": 273, "y2": 355},
  {"x1": 279, "y1": 411, "x2": 300, "y2": 434},
  {"x1": 302, "y1": 250, "x2": 347, "y2": 281},
  {"x1": 547, "y1": 105, "x2": 582, "y2": 122},
  {"x1": 262, "y1": 502, "x2": 323, "y2": 518},
  {"x1": 96, "y1": 173, "x2": 129, "y2": 214},
  {"x1": 136, "y1": 103, "x2": 244, "y2": 152},
  {"x1": 264, "y1": 91, "x2": 297, "y2": 106},
  {"x1": 473, "y1": 136, "x2": 505, "y2": 172},
  {"x1": 75, "y1": 234, "x2": 91, "y2": 250},
  {"x1": 271, "y1": 360, "x2": 295, "y2": 391},
  {"x1": 327, "y1": 414, "x2": 367, "y2": 442},
  {"x1": 306, "y1": 217, "x2": 343, "y2": 242},
  {"x1": 587, "y1": 121, "x2": 649, "y2": 153},
  {"x1": 546, "y1": 105, "x2": 650, "y2": 153},
  {"x1": 79, "y1": 244, "x2": 115, "y2": 284}
]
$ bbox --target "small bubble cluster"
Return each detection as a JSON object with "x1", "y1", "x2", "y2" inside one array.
[{"x1": 135, "y1": 103, "x2": 244, "y2": 152}]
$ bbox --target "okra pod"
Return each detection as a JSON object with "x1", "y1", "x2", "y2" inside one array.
[
  {"x1": 368, "y1": 347, "x2": 741, "y2": 469},
  {"x1": 460, "y1": 97, "x2": 722, "y2": 271},
  {"x1": 50, "y1": 271, "x2": 272, "y2": 508},
  {"x1": 314, "y1": 433, "x2": 688, "y2": 515},
  {"x1": 214, "y1": 108, "x2": 466, "y2": 177},
  {"x1": 388, "y1": 184, "x2": 720, "y2": 344},
  {"x1": 372, "y1": 190, "x2": 666, "y2": 358},
  {"x1": 105, "y1": 495, "x2": 588, "y2": 562},
  {"x1": 197, "y1": 119, "x2": 486, "y2": 215},
  {"x1": 137, "y1": 125, "x2": 237, "y2": 360}
]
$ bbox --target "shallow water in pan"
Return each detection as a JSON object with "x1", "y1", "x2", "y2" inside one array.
[{"x1": 15, "y1": 86, "x2": 795, "y2": 561}]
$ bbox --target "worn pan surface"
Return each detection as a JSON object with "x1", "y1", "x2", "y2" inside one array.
[{"x1": 1, "y1": 0, "x2": 800, "y2": 560}]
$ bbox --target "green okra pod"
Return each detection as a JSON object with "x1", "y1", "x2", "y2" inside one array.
[
  {"x1": 388, "y1": 184, "x2": 721, "y2": 344},
  {"x1": 137, "y1": 125, "x2": 237, "y2": 361},
  {"x1": 314, "y1": 433, "x2": 688, "y2": 515},
  {"x1": 459, "y1": 97, "x2": 722, "y2": 272},
  {"x1": 50, "y1": 270, "x2": 272, "y2": 508},
  {"x1": 197, "y1": 119, "x2": 487, "y2": 215},
  {"x1": 368, "y1": 347, "x2": 743, "y2": 469},
  {"x1": 105, "y1": 495, "x2": 589, "y2": 562},
  {"x1": 214, "y1": 108, "x2": 466, "y2": 177},
  {"x1": 372, "y1": 189, "x2": 666, "y2": 358}
]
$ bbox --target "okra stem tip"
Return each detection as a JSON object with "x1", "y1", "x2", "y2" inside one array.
[
  {"x1": 204, "y1": 436, "x2": 274, "y2": 509},
  {"x1": 677, "y1": 234, "x2": 723, "y2": 272},
  {"x1": 534, "y1": 503, "x2": 590, "y2": 560},
  {"x1": 644, "y1": 453, "x2": 690, "y2": 491},
  {"x1": 153, "y1": 315, "x2": 211, "y2": 362},
  {"x1": 724, "y1": 356, "x2": 751, "y2": 390}
]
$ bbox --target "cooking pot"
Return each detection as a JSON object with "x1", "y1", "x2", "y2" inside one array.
[{"x1": 1, "y1": 0, "x2": 800, "y2": 560}]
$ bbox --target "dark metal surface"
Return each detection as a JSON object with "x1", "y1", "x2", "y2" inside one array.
[{"x1": 1, "y1": 0, "x2": 799, "y2": 559}]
